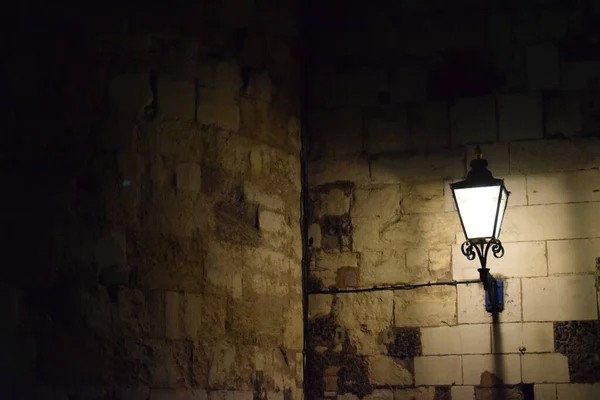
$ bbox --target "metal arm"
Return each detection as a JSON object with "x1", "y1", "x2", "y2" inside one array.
[{"x1": 461, "y1": 239, "x2": 505, "y2": 313}]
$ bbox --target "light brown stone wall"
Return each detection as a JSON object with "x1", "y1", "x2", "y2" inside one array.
[
  {"x1": 307, "y1": 1, "x2": 600, "y2": 399},
  {"x1": 3, "y1": 2, "x2": 302, "y2": 399}
]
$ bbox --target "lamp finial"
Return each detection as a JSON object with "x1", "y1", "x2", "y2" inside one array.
[{"x1": 475, "y1": 145, "x2": 483, "y2": 159}]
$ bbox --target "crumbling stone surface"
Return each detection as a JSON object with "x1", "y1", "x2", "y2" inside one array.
[{"x1": 555, "y1": 321, "x2": 600, "y2": 382}]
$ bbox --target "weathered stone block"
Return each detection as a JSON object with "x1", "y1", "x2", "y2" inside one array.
[
  {"x1": 457, "y1": 279, "x2": 521, "y2": 324},
  {"x1": 428, "y1": 247, "x2": 452, "y2": 282},
  {"x1": 144, "y1": 339, "x2": 192, "y2": 388},
  {"x1": 491, "y1": 323, "x2": 554, "y2": 354},
  {"x1": 308, "y1": 294, "x2": 333, "y2": 319},
  {"x1": 335, "y1": 291, "x2": 394, "y2": 355},
  {"x1": 394, "y1": 387, "x2": 435, "y2": 400},
  {"x1": 371, "y1": 150, "x2": 464, "y2": 183},
  {"x1": 409, "y1": 101, "x2": 449, "y2": 150},
  {"x1": 450, "y1": 96, "x2": 497, "y2": 145},
  {"x1": 118, "y1": 289, "x2": 165, "y2": 338},
  {"x1": 462, "y1": 354, "x2": 521, "y2": 385},
  {"x1": 352, "y1": 217, "x2": 381, "y2": 252},
  {"x1": 502, "y1": 174, "x2": 527, "y2": 207},
  {"x1": 110, "y1": 73, "x2": 152, "y2": 115},
  {"x1": 498, "y1": 92, "x2": 543, "y2": 141},
  {"x1": 244, "y1": 71, "x2": 272, "y2": 102},
  {"x1": 545, "y1": 92, "x2": 582, "y2": 137},
  {"x1": 421, "y1": 324, "x2": 490, "y2": 355},
  {"x1": 309, "y1": 157, "x2": 370, "y2": 186},
  {"x1": 549, "y1": 238, "x2": 600, "y2": 276},
  {"x1": 451, "y1": 386, "x2": 474, "y2": 400},
  {"x1": 452, "y1": 241, "x2": 547, "y2": 280},
  {"x1": 557, "y1": 384, "x2": 600, "y2": 399},
  {"x1": 176, "y1": 162, "x2": 201, "y2": 191},
  {"x1": 283, "y1": 301, "x2": 303, "y2": 350},
  {"x1": 522, "y1": 354, "x2": 570, "y2": 383},
  {"x1": 363, "y1": 390, "x2": 393, "y2": 400},
  {"x1": 352, "y1": 185, "x2": 401, "y2": 222},
  {"x1": 534, "y1": 384, "x2": 556, "y2": 400},
  {"x1": 391, "y1": 62, "x2": 429, "y2": 103},
  {"x1": 401, "y1": 181, "x2": 445, "y2": 214},
  {"x1": 243, "y1": 183, "x2": 285, "y2": 213},
  {"x1": 197, "y1": 89, "x2": 240, "y2": 132},
  {"x1": 501, "y1": 203, "x2": 600, "y2": 242},
  {"x1": 527, "y1": 44, "x2": 559, "y2": 90},
  {"x1": 555, "y1": 321, "x2": 600, "y2": 383},
  {"x1": 562, "y1": 61, "x2": 600, "y2": 90},
  {"x1": 311, "y1": 107, "x2": 363, "y2": 157},
  {"x1": 510, "y1": 138, "x2": 600, "y2": 174},
  {"x1": 316, "y1": 188, "x2": 351, "y2": 217},
  {"x1": 394, "y1": 286, "x2": 457, "y2": 327},
  {"x1": 312, "y1": 252, "x2": 358, "y2": 289},
  {"x1": 364, "y1": 107, "x2": 409, "y2": 155},
  {"x1": 522, "y1": 276, "x2": 597, "y2": 322},
  {"x1": 527, "y1": 170, "x2": 600, "y2": 205},
  {"x1": 151, "y1": 388, "x2": 208, "y2": 400},
  {"x1": 160, "y1": 78, "x2": 196, "y2": 120},
  {"x1": 380, "y1": 212, "x2": 460, "y2": 250},
  {"x1": 414, "y1": 356, "x2": 462, "y2": 385},
  {"x1": 367, "y1": 356, "x2": 413, "y2": 386},
  {"x1": 205, "y1": 241, "x2": 242, "y2": 293}
]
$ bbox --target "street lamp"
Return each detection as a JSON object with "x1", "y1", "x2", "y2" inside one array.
[{"x1": 451, "y1": 146, "x2": 510, "y2": 313}]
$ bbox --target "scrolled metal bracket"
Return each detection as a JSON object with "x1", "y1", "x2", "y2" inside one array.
[{"x1": 461, "y1": 238, "x2": 505, "y2": 314}]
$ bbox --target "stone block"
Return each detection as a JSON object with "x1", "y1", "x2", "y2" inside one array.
[
  {"x1": 151, "y1": 389, "x2": 208, "y2": 400},
  {"x1": 371, "y1": 149, "x2": 464, "y2": 183},
  {"x1": 547, "y1": 238, "x2": 600, "y2": 275},
  {"x1": 534, "y1": 384, "x2": 556, "y2": 400},
  {"x1": 491, "y1": 323, "x2": 554, "y2": 354},
  {"x1": 414, "y1": 356, "x2": 462, "y2": 385},
  {"x1": 160, "y1": 78, "x2": 196, "y2": 120},
  {"x1": 243, "y1": 183, "x2": 285, "y2": 213},
  {"x1": 367, "y1": 356, "x2": 413, "y2": 386},
  {"x1": 401, "y1": 181, "x2": 445, "y2": 214},
  {"x1": 466, "y1": 143, "x2": 509, "y2": 176},
  {"x1": 522, "y1": 276, "x2": 597, "y2": 322},
  {"x1": 205, "y1": 241, "x2": 242, "y2": 293},
  {"x1": 363, "y1": 390, "x2": 393, "y2": 400},
  {"x1": 428, "y1": 247, "x2": 452, "y2": 280},
  {"x1": 176, "y1": 163, "x2": 201, "y2": 191},
  {"x1": 450, "y1": 96, "x2": 497, "y2": 145},
  {"x1": 118, "y1": 289, "x2": 165, "y2": 339},
  {"x1": 333, "y1": 66, "x2": 389, "y2": 107},
  {"x1": 545, "y1": 92, "x2": 582, "y2": 137},
  {"x1": 165, "y1": 292, "x2": 202, "y2": 340},
  {"x1": 523, "y1": 354, "x2": 570, "y2": 383},
  {"x1": 352, "y1": 185, "x2": 401, "y2": 222},
  {"x1": 421, "y1": 324, "x2": 490, "y2": 355},
  {"x1": 498, "y1": 92, "x2": 543, "y2": 141},
  {"x1": 110, "y1": 73, "x2": 152, "y2": 115},
  {"x1": 352, "y1": 217, "x2": 381, "y2": 252},
  {"x1": 527, "y1": 170, "x2": 600, "y2": 205},
  {"x1": 197, "y1": 89, "x2": 240, "y2": 132},
  {"x1": 444, "y1": 179, "x2": 459, "y2": 213},
  {"x1": 462, "y1": 354, "x2": 521, "y2": 385},
  {"x1": 283, "y1": 302, "x2": 303, "y2": 350},
  {"x1": 502, "y1": 175, "x2": 527, "y2": 207},
  {"x1": 335, "y1": 291, "x2": 394, "y2": 355},
  {"x1": 258, "y1": 210, "x2": 288, "y2": 233},
  {"x1": 308, "y1": 223, "x2": 322, "y2": 249},
  {"x1": 391, "y1": 62, "x2": 429, "y2": 103},
  {"x1": 144, "y1": 339, "x2": 192, "y2": 388},
  {"x1": 487, "y1": 12, "x2": 512, "y2": 42},
  {"x1": 359, "y1": 250, "x2": 406, "y2": 287},
  {"x1": 313, "y1": 252, "x2": 358, "y2": 288},
  {"x1": 394, "y1": 387, "x2": 435, "y2": 400},
  {"x1": 527, "y1": 44, "x2": 559, "y2": 90},
  {"x1": 457, "y1": 279, "x2": 521, "y2": 324},
  {"x1": 309, "y1": 157, "x2": 370, "y2": 186},
  {"x1": 562, "y1": 61, "x2": 600, "y2": 90},
  {"x1": 492, "y1": 46, "x2": 527, "y2": 93},
  {"x1": 451, "y1": 386, "x2": 474, "y2": 400},
  {"x1": 317, "y1": 188, "x2": 351, "y2": 217},
  {"x1": 364, "y1": 107, "x2": 410, "y2": 155},
  {"x1": 557, "y1": 384, "x2": 600, "y2": 399},
  {"x1": 394, "y1": 286, "x2": 457, "y2": 327},
  {"x1": 380, "y1": 212, "x2": 460, "y2": 251},
  {"x1": 452, "y1": 241, "x2": 547, "y2": 280},
  {"x1": 311, "y1": 107, "x2": 363, "y2": 157},
  {"x1": 308, "y1": 294, "x2": 333, "y2": 319},
  {"x1": 510, "y1": 138, "x2": 600, "y2": 174},
  {"x1": 409, "y1": 101, "x2": 450, "y2": 150},
  {"x1": 243, "y1": 71, "x2": 272, "y2": 102},
  {"x1": 501, "y1": 203, "x2": 600, "y2": 242}
]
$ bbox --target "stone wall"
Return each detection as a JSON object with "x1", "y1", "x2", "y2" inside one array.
[
  {"x1": 3, "y1": 2, "x2": 302, "y2": 399},
  {"x1": 306, "y1": 1, "x2": 600, "y2": 399}
]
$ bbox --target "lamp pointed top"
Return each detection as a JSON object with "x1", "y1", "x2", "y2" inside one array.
[{"x1": 475, "y1": 145, "x2": 483, "y2": 159}]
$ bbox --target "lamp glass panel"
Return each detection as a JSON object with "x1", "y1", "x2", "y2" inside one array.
[
  {"x1": 453, "y1": 185, "x2": 502, "y2": 240},
  {"x1": 494, "y1": 186, "x2": 509, "y2": 238}
]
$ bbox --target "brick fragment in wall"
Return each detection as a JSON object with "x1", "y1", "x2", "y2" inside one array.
[{"x1": 555, "y1": 321, "x2": 600, "y2": 383}]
